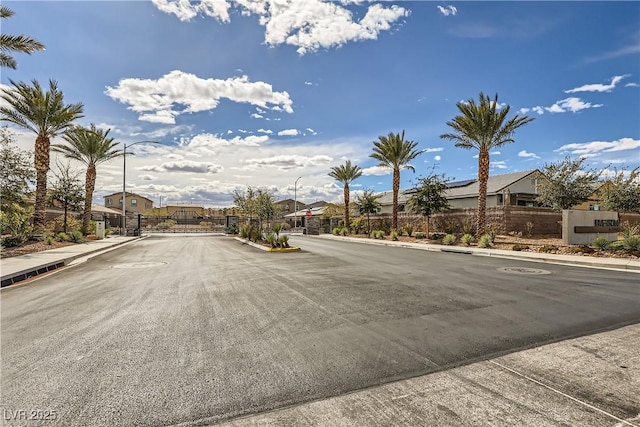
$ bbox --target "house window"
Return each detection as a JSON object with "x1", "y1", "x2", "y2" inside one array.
[
  {"x1": 285, "y1": 204, "x2": 289, "y2": 211},
  {"x1": 131, "y1": 199, "x2": 137, "y2": 207},
  {"x1": 106, "y1": 198, "x2": 112, "y2": 205},
  {"x1": 376, "y1": 207, "x2": 382, "y2": 214}
]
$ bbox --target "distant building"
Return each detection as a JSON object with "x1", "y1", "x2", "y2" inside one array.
[
  {"x1": 275, "y1": 198, "x2": 306, "y2": 215},
  {"x1": 103, "y1": 192, "x2": 153, "y2": 214}
]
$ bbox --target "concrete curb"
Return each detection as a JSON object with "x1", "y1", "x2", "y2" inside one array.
[
  {"x1": 314, "y1": 234, "x2": 640, "y2": 272},
  {"x1": 1, "y1": 235, "x2": 147, "y2": 287},
  {"x1": 233, "y1": 237, "x2": 301, "y2": 253}
]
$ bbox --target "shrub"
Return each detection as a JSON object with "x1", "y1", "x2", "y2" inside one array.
[
  {"x1": 485, "y1": 221, "x2": 500, "y2": 243},
  {"x1": 607, "y1": 240, "x2": 624, "y2": 250},
  {"x1": 461, "y1": 217, "x2": 476, "y2": 236},
  {"x1": 620, "y1": 221, "x2": 640, "y2": 239},
  {"x1": 70, "y1": 230, "x2": 84, "y2": 243},
  {"x1": 444, "y1": 219, "x2": 458, "y2": 235},
  {"x1": 568, "y1": 245, "x2": 594, "y2": 254},
  {"x1": 461, "y1": 233, "x2": 474, "y2": 246},
  {"x1": 389, "y1": 230, "x2": 399, "y2": 241},
  {"x1": 396, "y1": 228, "x2": 404, "y2": 237},
  {"x1": 239, "y1": 224, "x2": 249, "y2": 238},
  {"x1": 442, "y1": 234, "x2": 456, "y2": 245},
  {"x1": 271, "y1": 223, "x2": 284, "y2": 236},
  {"x1": 56, "y1": 232, "x2": 70, "y2": 242},
  {"x1": 265, "y1": 232, "x2": 278, "y2": 248},
  {"x1": 370, "y1": 231, "x2": 376, "y2": 239},
  {"x1": 404, "y1": 225, "x2": 413, "y2": 237},
  {"x1": 512, "y1": 244, "x2": 530, "y2": 251},
  {"x1": 278, "y1": 234, "x2": 290, "y2": 248},
  {"x1": 0, "y1": 203, "x2": 34, "y2": 240},
  {"x1": 1, "y1": 235, "x2": 25, "y2": 248},
  {"x1": 341, "y1": 228, "x2": 348, "y2": 236},
  {"x1": 591, "y1": 236, "x2": 610, "y2": 251},
  {"x1": 226, "y1": 224, "x2": 239, "y2": 234},
  {"x1": 373, "y1": 230, "x2": 385, "y2": 239},
  {"x1": 539, "y1": 245, "x2": 558, "y2": 253},
  {"x1": 478, "y1": 234, "x2": 493, "y2": 248},
  {"x1": 105, "y1": 228, "x2": 111, "y2": 236},
  {"x1": 156, "y1": 220, "x2": 176, "y2": 230},
  {"x1": 430, "y1": 232, "x2": 445, "y2": 240},
  {"x1": 332, "y1": 227, "x2": 341, "y2": 236},
  {"x1": 414, "y1": 232, "x2": 426, "y2": 239},
  {"x1": 623, "y1": 235, "x2": 640, "y2": 251},
  {"x1": 524, "y1": 221, "x2": 534, "y2": 237},
  {"x1": 248, "y1": 225, "x2": 262, "y2": 242},
  {"x1": 45, "y1": 235, "x2": 54, "y2": 245}
]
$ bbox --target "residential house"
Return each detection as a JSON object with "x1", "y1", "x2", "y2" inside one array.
[
  {"x1": 104, "y1": 192, "x2": 154, "y2": 214},
  {"x1": 275, "y1": 198, "x2": 307, "y2": 216}
]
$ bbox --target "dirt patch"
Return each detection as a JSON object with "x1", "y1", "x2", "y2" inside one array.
[
  {"x1": 344, "y1": 234, "x2": 639, "y2": 259},
  {"x1": 1, "y1": 239, "x2": 76, "y2": 258}
]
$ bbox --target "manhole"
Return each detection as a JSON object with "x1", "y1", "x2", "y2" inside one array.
[
  {"x1": 111, "y1": 262, "x2": 168, "y2": 269},
  {"x1": 498, "y1": 267, "x2": 551, "y2": 275}
]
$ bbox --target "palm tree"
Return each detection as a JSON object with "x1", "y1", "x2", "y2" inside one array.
[
  {"x1": 328, "y1": 160, "x2": 362, "y2": 230},
  {"x1": 356, "y1": 189, "x2": 382, "y2": 234},
  {"x1": 53, "y1": 124, "x2": 121, "y2": 234},
  {"x1": 370, "y1": 130, "x2": 421, "y2": 230},
  {"x1": 1, "y1": 6, "x2": 46, "y2": 69},
  {"x1": 440, "y1": 93, "x2": 534, "y2": 235},
  {"x1": 0, "y1": 79, "x2": 84, "y2": 229}
]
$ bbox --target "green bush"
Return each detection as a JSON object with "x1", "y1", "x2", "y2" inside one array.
[
  {"x1": 620, "y1": 221, "x2": 640, "y2": 239},
  {"x1": 623, "y1": 235, "x2": 640, "y2": 251},
  {"x1": 265, "y1": 232, "x2": 278, "y2": 248},
  {"x1": 271, "y1": 223, "x2": 284, "y2": 236},
  {"x1": 56, "y1": 232, "x2": 69, "y2": 242},
  {"x1": 414, "y1": 232, "x2": 426, "y2": 239},
  {"x1": 396, "y1": 228, "x2": 404, "y2": 237},
  {"x1": 226, "y1": 224, "x2": 239, "y2": 234},
  {"x1": 376, "y1": 230, "x2": 385, "y2": 239},
  {"x1": 332, "y1": 227, "x2": 341, "y2": 236},
  {"x1": 404, "y1": 225, "x2": 413, "y2": 237},
  {"x1": 461, "y1": 217, "x2": 476, "y2": 236},
  {"x1": 591, "y1": 236, "x2": 610, "y2": 251},
  {"x1": 156, "y1": 220, "x2": 176, "y2": 230},
  {"x1": 461, "y1": 233, "x2": 474, "y2": 246},
  {"x1": 341, "y1": 228, "x2": 348, "y2": 236},
  {"x1": 278, "y1": 234, "x2": 290, "y2": 248},
  {"x1": 0, "y1": 203, "x2": 34, "y2": 241},
  {"x1": 512, "y1": 244, "x2": 530, "y2": 251},
  {"x1": 478, "y1": 234, "x2": 493, "y2": 248},
  {"x1": 539, "y1": 245, "x2": 558, "y2": 253},
  {"x1": 248, "y1": 225, "x2": 261, "y2": 242},
  {"x1": 389, "y1": 230, "x2": 399, "y2": 241},
  {"x1": 1, "y1": 235, "x2": 25, "y2": 248},
  {"x1": 70, "y1": 230, "x2": 84, "y2": 243},
  {"x1": 239, "y1": 224, "x2": 249, "y2": 238},
  {"x1": 442, "y1": 234, "x2": 456, "y2": 245},
  {"x1": 370, "y1": 231, "x2": 376, "y2": 239},
  {"x1": 45, "y1": 235, "x2": 54, "y2": 245}
]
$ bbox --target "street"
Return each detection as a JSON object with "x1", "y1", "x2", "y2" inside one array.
[{"x1": 2, "y1": 235, "x2": 639, "y2": 426}]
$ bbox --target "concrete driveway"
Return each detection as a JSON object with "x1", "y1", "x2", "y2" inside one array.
[{"x1": 2, "y1": 235, "x2": 638, "y2": 426}]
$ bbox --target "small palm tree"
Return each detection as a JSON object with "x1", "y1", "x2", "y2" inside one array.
[
  {"x1": 0, "y1": 6, "x2": 45, "y2": 69},
  {"x1": 356, "y1": 189, "x2": 382, "y2": 234},
  {"x1": 370, "y1": 130, "x2": 421, "y2": 230},
  {"x1": 328, "y1": 160, "x2": 362, "y2": 230},
  {"x1": 0, "y1": 79, "x2": 84, "y2": 229},
  {"x1": 440, "y1": 93, "x2": 534, "y2": 235},
  {"x1": 53, "y1": 124, "x2": 121, "y2": 234}
]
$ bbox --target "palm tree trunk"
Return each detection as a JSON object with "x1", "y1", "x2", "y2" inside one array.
[
  {"x1": 477, "y1": 149, "x2": 490, "y2": 236},
  {"x1": 344, "y1": 184, "x2": 350, "y2": 230},
  {"x1": 33, "y1": 134, "x2": 50, "y2": 230},
  {"x1": 392, "y1": 168, "x2": 400, "y2": 230},
  {"x1": 83, "y1": 164, "x2": 96, "y2": 235}
]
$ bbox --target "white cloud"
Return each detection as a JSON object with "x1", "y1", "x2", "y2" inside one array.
[
  {"x1": 492, "y1": 161, "x2": 508, "y2": 169},
  {"x1": 518, "y1": 108, "x2": 530, "y2": 114},
  {"x1": 564, "y1": 74, "x2": 629, "y2": 93},
  {"x1": 306, "y1": 128, "x2": 317, "y2": 135},
  {"x1": 532, "y1": 106, "x2": 544, "y2": 115},
  {"x1": 152, "y1": 0, "x2": 410, "y2": 55},
  {"x1": 251, "y1": 113, "x2": 264, "y2": 119},
  {"x1": 518, "y1": 150, "x2": 540, "y2": 159},
  {"x1": 244, "y1": 154, "x2": 332, "y2": 170},
  {"x1": 361, "y1": 165, "x2": 392, "y2": 176},
  {"x1": 555, "y1": 137, "x2": 640, "y2": 155},
  {"x1": 138, "y1": 174, "x2": 157, "y2": 181},
  {"x1": 277, "y1": 128, "x2": 300, "y2": 136},
  {"x1": 524, "y1": 97, "x2": 603, "y2": 114},
  {"x1": 105, "y1": 70, "x2": 293, "y2": 124},
  {"x1": 434, "y1": 155, "x2": 441, "y2": 161},
  {"x1": 140, "y1": 160, "x2": 223, "y2": 174},
  {"x1": 304, "y1": 81, "x2": 313, "y2": 86},
  {"x1": 257, "y1": 128, "x2": 272, "y2": 134},
  {"x1": 626, "y1": 82, "x2": 639, "y2": 87},
  {"x1": 491, "y1": 151, "x2": 501, "y2": 155},
  {"x1": 422, "y1": 147, "x2": 444, "y2": 153},
  {"x1": 437, "y1": 5, "x2": 457, "y2": 16}
]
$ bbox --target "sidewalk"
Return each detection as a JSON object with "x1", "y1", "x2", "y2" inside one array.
[
  {"x1": 0, "y1": 235, "x2": 144, "y2": 287},
  {"x1": 316, "y1": 234, "x2": 640, "y2": 272},
  {"x1": 220, "y1": 324, "x2": 640, "y2": 426}
]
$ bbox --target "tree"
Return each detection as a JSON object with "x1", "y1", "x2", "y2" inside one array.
[
  {"x1": 440, "y1": 93, "x2": 534, "y2": 235},
  {"x1": 536, "y1": 156, "x2": 601, "y2": 210},
  {"x1": 255, "y1": 188, "x2": 281, "y2": 231},
  {"x1": 233, "y1": 187, "x2": 258, "y2": 224},
  {"x1": 356, "y1": 189, "x2": 382, "y2": 233},
  {"x1": 48, "y1": 161, "x2": 85, "y2": 234},
  {"x1": 600, "y1": 167, "x2": 640, "y2": 213},
  {"x1": 0, "y1": 127, "x2": 34, "y2": 209},
  {"x1": 0, "y1": 6, "x2": 45, "y2": 69},
  {"x1": 370, "y1": 130, "x2": 421, "y2": 230},
  {"x1": 52, "y1": 124, "x2": 120, "y2": 234},
  {"x1": 407, "y1": 172, "x2": 451, "y2": 237},
  {"x1": 328, "y1": 160, "x2": 362, "y2": 230},
  {"x1": 0, "y1": 79, "x2": 83, "y2": 230}
]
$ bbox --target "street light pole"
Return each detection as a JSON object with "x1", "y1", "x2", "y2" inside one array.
[
  {"x1": 122, "y1": 140, "x2": 160, "y2": 236},
  {"x1": 294, "y1": 176, "x2": 301, "y2": 230}
]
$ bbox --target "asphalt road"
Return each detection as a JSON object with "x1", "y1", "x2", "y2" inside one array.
[{"x1": 2, "y1": 235, "x2": 639, "y2": 426}]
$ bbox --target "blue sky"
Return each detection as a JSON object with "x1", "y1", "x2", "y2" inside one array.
[{"x1": 2, "y1": 0, "x2": 639, "y2": 207}]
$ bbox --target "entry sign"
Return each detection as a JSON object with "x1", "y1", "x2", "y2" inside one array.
[{"x1": 305, "y1": 209, "x2": 312, "y2": 217}]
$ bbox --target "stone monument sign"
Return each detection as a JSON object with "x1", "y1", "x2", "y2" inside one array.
[{"x1": 562, "y1": 210, "x2": 619, "y2": 245}]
